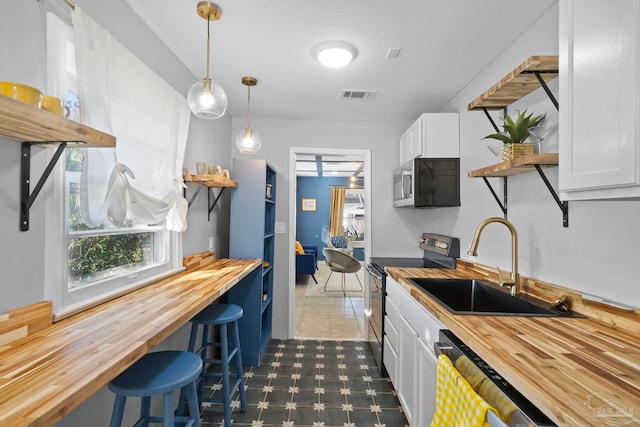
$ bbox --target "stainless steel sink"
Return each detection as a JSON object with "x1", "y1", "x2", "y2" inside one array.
[{"x1": 408, "y1": 278, "x2": 577, "y2": 317}]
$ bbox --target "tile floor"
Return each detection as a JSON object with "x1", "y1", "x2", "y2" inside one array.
[
  {"x1": 295, "y1": 262, "x2": 366, "y2": 341},
  {"x1": 199, "y1": 339, "x2": 408, "y2": 427}
]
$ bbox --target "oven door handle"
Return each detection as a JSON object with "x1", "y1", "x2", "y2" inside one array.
[{"x1": 365, "y1": 264, "x2": 383, "y2": 280}]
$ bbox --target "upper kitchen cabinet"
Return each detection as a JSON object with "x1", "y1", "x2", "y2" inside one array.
[
  {"x1": 398, "y1": 113, "x2": 459, "y2": 166},
  {"x1": 559, "y1": 0, "x2": 640, "y2": 200}
]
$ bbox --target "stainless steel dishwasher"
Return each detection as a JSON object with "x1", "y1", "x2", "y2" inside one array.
[{"x1": 435, "y1": 330, "x2": 557, "y2": 427}]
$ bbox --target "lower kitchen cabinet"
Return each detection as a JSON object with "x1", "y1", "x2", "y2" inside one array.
[
  {"x1": 398, "y1": 314, "x2": 418, "y2": 425},
  {"x1": 415, "y1": 337, "x2": 438, "y2": 427},
  {"x1": 383, "y1": 276, "x2": 443, "y2": 426}
]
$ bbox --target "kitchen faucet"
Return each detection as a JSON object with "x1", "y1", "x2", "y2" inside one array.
[{"x1": 467, "y1": 217, "x2": 519, "y2": 296}]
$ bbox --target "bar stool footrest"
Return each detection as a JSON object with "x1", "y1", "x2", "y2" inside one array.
[{"x1": 142, "y1": 416, "x2": 196, "y2": 427}]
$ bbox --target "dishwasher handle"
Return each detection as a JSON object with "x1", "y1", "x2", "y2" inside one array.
[{"x1": 434, "y1": 341, "x2": 452, "y2": 356}]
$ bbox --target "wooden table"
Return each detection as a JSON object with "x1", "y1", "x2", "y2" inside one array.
[
  {"x1": 386, "y1": 263, "x2": 640, "y2": 427},
  {"x1": 0, "y1": 258, "x2": 261, "y2": 427}
]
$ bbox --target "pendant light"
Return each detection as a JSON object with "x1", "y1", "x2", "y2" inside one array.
[
  {"x1": 187, "y1": 2, "x2": 228, "y2": 119},
  {"x1": 235, "y1": 76, "x2": 262, "y2": 154}
]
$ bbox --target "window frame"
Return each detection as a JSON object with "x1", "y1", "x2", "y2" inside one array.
[{"x1": 43, "y1": 11, "x2": 183, "y2": 320}]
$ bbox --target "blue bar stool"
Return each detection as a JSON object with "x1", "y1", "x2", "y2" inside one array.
[
  {"x1": 181, "y1": 303, "x2": 247, "y2": 427},
  {"x1": 108, "y1": 350, "x2": 202, "y2": 427}
]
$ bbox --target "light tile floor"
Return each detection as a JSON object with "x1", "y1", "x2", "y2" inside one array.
[{"x1": 295, "y1": 262, "x2": 366, "y2": 341}]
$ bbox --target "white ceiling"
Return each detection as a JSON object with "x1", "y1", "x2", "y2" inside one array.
[
  {"x1": 124, "y1": 1, "x2": 556, "y2": 177},
  {"x1": 125, "y1": 0, "x2": 556, "y2": 124}
]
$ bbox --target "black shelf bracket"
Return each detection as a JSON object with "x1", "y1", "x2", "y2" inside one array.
[
  {"x1": 20, "y1": 141, "x2": 68, "y2": 231},
  {"x1": 533, "y1": 71, "x2": 559, "y2": 111},
  {"x1": 184, "y1": 182, "x2": 226, "y2": 222},
  {"x1": 534, "y1": 165, "x2": 569, "y2": 227},
  {"x1": 481, "y1": 176, "x2": 508, "y2": 218},
  {"x1": 185, "y1": 182, "x2": 206, "y2": 208},
  {"x1": 482, "y1": 107, "x2": 501, "y2": 133},
  {"x1": 207, "y1": 187, "x2": 225, "y2": 221}
]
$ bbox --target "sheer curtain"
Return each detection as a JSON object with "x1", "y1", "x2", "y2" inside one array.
[
  {"x1": 328, "y1": 186, "x2": 346, "y2": 237},
  {"x1": 72, "y1": 7, "x2": 190, "y2": 231}
]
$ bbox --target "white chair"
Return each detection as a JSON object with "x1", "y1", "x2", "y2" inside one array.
[{"x1": 323, "y1": 248, "x2": 363, "y2": 296}]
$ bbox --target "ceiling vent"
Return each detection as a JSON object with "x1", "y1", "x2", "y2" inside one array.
[{"x1": 341, "y1": 89, "x2": 377, "y2": 100}]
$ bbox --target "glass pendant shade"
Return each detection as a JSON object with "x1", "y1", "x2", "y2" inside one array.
[
  {"x1": 188, "y1": 78, "x2": 227, "y2": 119},
  {"x1": 187, "y1": 2, "x2": 226, "y2": 119},
  {"x1": 236, "y1": 127, "x2": 262, "y2": 154}
]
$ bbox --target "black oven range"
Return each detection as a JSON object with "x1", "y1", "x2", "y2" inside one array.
[{"x1": 365, "y1": 233, "x2": 459, "y2": 376}]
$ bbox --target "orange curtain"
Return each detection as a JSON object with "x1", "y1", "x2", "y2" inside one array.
[{"x1": 328, "y1": 186, "x2": 346, "y2": 237}]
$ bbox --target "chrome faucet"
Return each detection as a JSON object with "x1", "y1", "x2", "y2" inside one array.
[{"x1": 467, "y1": 217, "x2": 519, "y2": 296}]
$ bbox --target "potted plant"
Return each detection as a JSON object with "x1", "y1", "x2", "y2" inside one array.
[{"x1": 484, "y1": 109, "x2": 545, "y2": 161}]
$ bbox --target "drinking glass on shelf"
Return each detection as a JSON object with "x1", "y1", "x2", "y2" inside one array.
[
  {"x1": 486, "y1": 140, "x2": 504, "y2": 163},
  {"x1": 529, "y1": 126, "x2": 549, "y2": 154},
  {"x1": 196, "y1": 162, "x2": 208, "y2": 175}
]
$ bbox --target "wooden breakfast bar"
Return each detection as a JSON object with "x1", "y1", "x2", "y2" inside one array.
[{"x1": 0, "y1": 256, "x2": 261, "y2": 427}]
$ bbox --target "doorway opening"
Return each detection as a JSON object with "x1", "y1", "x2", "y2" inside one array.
[{"x1": 288, "y1": 147, "x2": 372, "y2": 339}]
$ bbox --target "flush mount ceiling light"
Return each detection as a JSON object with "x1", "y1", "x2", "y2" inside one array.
[
  {"x1": 187, "y1": 1, "x2": 228, "y2": 119},
  {"x1": 312, "y1": 41, "x2": 358, "y2": 68},
  {"x1": 235, "y1": 76, "x2": 262, "y2": 154}
]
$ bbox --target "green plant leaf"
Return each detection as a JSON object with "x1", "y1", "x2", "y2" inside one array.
[
  {"x1": 482, "y1": 109, "x2": 546, "y2": 144},
  {"x1": 483, "y1": 133, "x2": 512, "y2": 143}
]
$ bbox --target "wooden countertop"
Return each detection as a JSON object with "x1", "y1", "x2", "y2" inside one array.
[
  {"x1": 0, "y1": 257, "x2": 261, "y2": 427},
  {"x1": 386, "y1": 263, "x2": 640, "y2": 427}
]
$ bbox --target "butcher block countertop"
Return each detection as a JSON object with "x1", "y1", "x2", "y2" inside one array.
[
  {"x1": 386, "y1": 262, "x2": 640, "y2": 427},
  {"x1": 0, "y1": 257, "x2": 261, "y2": 427}
]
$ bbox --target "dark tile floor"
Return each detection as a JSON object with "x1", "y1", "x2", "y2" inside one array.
[{"x1": 199, "y1": 339, "x2": 408, "y2": 427}]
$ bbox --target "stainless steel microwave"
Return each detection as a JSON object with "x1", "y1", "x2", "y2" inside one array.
[{"x1": 393, "y1": 158, "x2": 460, "y2": 208}]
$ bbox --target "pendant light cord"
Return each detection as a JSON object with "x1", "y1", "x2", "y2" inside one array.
[
  {"x1": 205, "y1": 12, "x2": 211, "y2": 81},
  {"x1": 246, "y1": 84, "x2": 252, "y2": 129}
]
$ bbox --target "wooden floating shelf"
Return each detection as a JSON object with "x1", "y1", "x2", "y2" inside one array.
[
  {"x1": 0, "y1": 95, "x2": 115, "y2": 147},
  {"x1": 468, "y1": 153, "x2": 559, "y2": 178},
  {"x1": 468, "y1": 56, "x2": 558, "y2": 111},
  {"x1": 184, "y1": 174, "x2": 237, "y2": 188}
]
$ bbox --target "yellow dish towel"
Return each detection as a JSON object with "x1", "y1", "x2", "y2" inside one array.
[
  {"x1": 430, "y1": 354, "x2": 496, "y2": 427},
  {"x1": 455, "y1": 355, "x2": 519, "y2": 422},
  {"x1": 455, "y1": 354, "x2": 487, "y2": 389}
]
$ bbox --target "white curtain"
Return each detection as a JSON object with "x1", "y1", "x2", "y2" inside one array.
[{"x1": 72, "y1": 7, "x2": 190, "y2": 231}]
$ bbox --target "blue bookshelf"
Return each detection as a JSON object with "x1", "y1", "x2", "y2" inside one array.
[{"x1": 228, "y1": 158, "x2": 276, "y2": 365}]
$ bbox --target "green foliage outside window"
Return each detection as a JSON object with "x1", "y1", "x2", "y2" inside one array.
[{"x1": 66, "y1": 148, "x2": 152, "y2": 285}]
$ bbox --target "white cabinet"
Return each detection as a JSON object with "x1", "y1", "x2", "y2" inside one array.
[
  {"x1": 384, "y1": 276, "x2": 444, "y2": 426},
  {"x1": 398, "y1": 113, "x2": 460, "y2": 166},
  {"x1": 398, "y1": 314, "x2": 418, "y2": 425},
  {"x1": 415, "y1": 337, "x2": 438, "y2": 427},
  {"x1": 383, "y1": 277, "x2": 401, "y2": 388},
  {"x1": 559, "y1": 0, "x2": 640, "y2": 200}
]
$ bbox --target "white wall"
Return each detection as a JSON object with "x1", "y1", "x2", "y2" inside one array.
[
  {"x1": 427, "y1": 3, "x2": 640, "y2": 308},
  {"x1": 1, "y1": 0, "x2": 232, "y2": 424},
  {"x1": 231, "y1": 118, "x2": 409, "y2": 338}
]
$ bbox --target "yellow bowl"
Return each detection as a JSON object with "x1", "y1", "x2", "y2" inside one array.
[
  {"x1": 0, "y1": 81, "x2": 43, "y2": 107},
  {"x1": 41, "y1": 95, "x2": 64, "y2": 116}
]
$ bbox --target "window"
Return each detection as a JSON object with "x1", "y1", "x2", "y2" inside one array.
[
  {"x1": 44, "y1": 12, "x2": 182, "y2": 318},
  {"x1": 343, "y1": 188, "x2": 365, "y2": 241}
]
